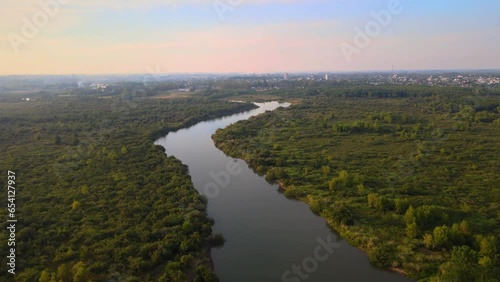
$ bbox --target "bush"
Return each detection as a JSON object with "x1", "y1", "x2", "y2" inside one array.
[
  {"x1": 369, "y1": 245, "x2": 395, "y2": 268},
  {"x1": 193, "y1": 266, "x2": 219, "y2": 282},
  {"x1": 439, "y1": 246, "x2": 479, "y2": 282},
  {"x1": 395, "y1": 198, "x2": 410, "y2": 214},
  {"x1": 330, "y1": 204, "x2": 354, "y2": 226},
  {"x1": 406, "y1": 220, "x2": 418, "y2": 239}
]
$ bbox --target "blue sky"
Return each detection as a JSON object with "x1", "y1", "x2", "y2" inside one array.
[{"x1": 1, "y1": 0, "x2": 499, "y2": 74}]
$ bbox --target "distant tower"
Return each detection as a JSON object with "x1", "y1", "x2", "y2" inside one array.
[
  {"x1": 284, "y1": 73, "x2": 289, "y2": 80},
  {"x1": 325, "y1": 74, "x2": 329, "y2": 80}
]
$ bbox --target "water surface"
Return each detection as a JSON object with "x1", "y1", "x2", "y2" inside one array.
[{"x1": 155, "y1": 102, "x2": 412, "y2": 282}]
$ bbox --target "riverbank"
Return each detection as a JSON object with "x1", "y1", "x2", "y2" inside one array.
[
  {"x1": 159, "y1": 101, "x2": 412, "y2": 282},
  {"x1": 211, "y1": 92, "x2": 500, "y2": 281},
  {"x1": 0, "y1": 96, "x2": 262, "y2": 281},
  {"x1": 231, "y1": 153, "x2": 411, "y2": 278}
]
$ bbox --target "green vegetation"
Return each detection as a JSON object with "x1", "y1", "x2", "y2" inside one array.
[
  {"x1": 0, "y1": 95, "x2": 256, "y2": 281},
  {"x1": 213, "y1": 86, "x2": 500, "y2": 280}
]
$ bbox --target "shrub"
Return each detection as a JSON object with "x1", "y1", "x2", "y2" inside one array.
[
  {"x1": 330, "y1": 204, "x2": 354, "y2": 226},
  {"x1": 369, "y1": 245, "x2": 394, "y2": 268}
]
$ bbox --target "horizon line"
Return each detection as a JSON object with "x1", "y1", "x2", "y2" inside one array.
[{"x1": 1, "y1": 68, "x2": 500, "y2": 77}]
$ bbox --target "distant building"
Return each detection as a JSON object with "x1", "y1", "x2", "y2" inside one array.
[
  {"x1": 325, "y1": 74, "x2": 329, "y2": 80},
  {"x1": 284, "y1": 73, "x2": 289, "y2": 80}
]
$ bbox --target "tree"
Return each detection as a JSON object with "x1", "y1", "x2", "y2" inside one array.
[
  {"x1": 329, "y1": 178, "x2": 339, "y2": 191},
  {"x1": 433, "y1": 225, "x2": 450, "y2": 249},
  {"x1": 368, "y1": 245, "x2": 394, "y2": 268},
  {"x1": 367, "y1": 193, "x2": 378, "y2": 208},
  {"x1": 330, "y1": 204, "x2": 354, "y2": 225},
  {"x1": 356, "y1": 183, "x2": 366, "y2": 195},
  {"x1": 459, "y1": 220, "x2": 471, "y2": 235},
  {"x1": 406, "y1": 220, "x2": 418, "y2": 239},
  {"x1": 439, "y1": 246, "x2": 479, "y2": 282},
  {"x1": 71, "y1": 201, "x2": 81, "y2": 210},
  {"x1": 404, "y1": 206, "x2": 416, "y2": 225},
  {"x1": 479, "y1": 235, "x2": 497, "y2": 257},
  {"x1": 416, "y1": 205, "x2": 439, "y2": 228},
  {"x1": 81, "y1": 185, "x2": 89, "y2": 195},
  {"x1": 374, "y1": 196, "x2": 393, "y2": 212},
  {"x1": 322, "y1": 166, "x2": 331, "y2": 176},
  {"x1": 162, "y1": 262, "x2": 188, "y2": 282},
  {"x1": 423, "y1": 234, "x2": 433, "y2": 249},
  {"x1": 448, "y1": 223, "x2": 464, "y2": 246},
  {"x1": 39, "y1": 270, "x2": 51, "y2": 282},
  {"x1": 478, "y1": 256, "x2": 500, "y2": 281},
  {"x1": 57, "y1": 264, "x2": 72, "y2": 282},
  {"x1": 395, "y1": 198, "x2": 410, "y2": 214},
  {"x1": 193, "y1": 266, "x2": 218, "y2": 282},
  {"x1": 72, "y1": 262, "x2": 89, "y2": 282}
]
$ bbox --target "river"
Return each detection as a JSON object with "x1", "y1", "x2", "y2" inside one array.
[{"x1": 155, "y1": 102, "x2": 412, "y2": 282}]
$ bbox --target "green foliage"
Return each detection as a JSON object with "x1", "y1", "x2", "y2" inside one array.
[
  {"x1": 71, "y1": 200, "x2": 81, "y2": 210},
  {"x1": 193, "y1": 266, "x2": 219, "y2": 282},
  {"x1": 283, "y1": 186, "x2": 307, "y2": 198},
  {"x1": 211, "y1": 86, "x2": 500, "y2": 280},
  {"x1": 428, "y1": 224, "x2": 466, "y2": 250},
  {"x1": 57, "y1": 264, "x2": 72, "y2": 282},
  {"x1": 39, "y1": 270, "x2": 51, "y2": 282},
  {"x1": 438, "y1": 246, "x2": 479, "y2": 282},
  {"x1": 404, "y1": 206, "x2": 416, "y2": 225},
  {"x1": 265, "y1": 167, "x2": 287, "y2": 182},
  {"x1": 478, "y1": 235, "x2": 497, "y2": 257},
  {"x1": 368, "y1": 244, "x2": 394, "y2": 269},
  {"x1": 415, "y1": 205, "x2": 444, "y2": 229},
  {"x1": 423, "y1": 234, "x2": 433, "y2": 249},
  {"x1": 329, "y1": 204, "x2": 354, "y2": 226},
  {"x1": 331, "y1": 170, "x2": 362, "y2": 191},
  {"x1": 307, "y1": 196, "x2": 323, "y2": 214},
  {"x1": 0, "y1": 97, "x2": 256, "y2": 280},
  {"x1": 433, "y1": 225, "x2": 451, "y2": 249},
  {"x1": 367, "y1": 193, "x2": 393, "y2": 212},
  {"x1": 72, "y1": 261, "x2": 90, "y2": 282},
  {"x1": 406, "y1": 220, "x2": 418, "y2": 239},
  {"x1": 394, "y1": 198, "x2": 410, "y2": 215}
]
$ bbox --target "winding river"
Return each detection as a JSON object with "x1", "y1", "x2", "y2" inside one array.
[{"x1": 155, "y1": 102, "x2": 412, "y2": 282}]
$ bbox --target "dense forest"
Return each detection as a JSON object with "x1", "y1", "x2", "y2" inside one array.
[
  {"x1": 0, "y1": 95, "x2": 256, "y2": 281},
  {"x1": 213, "y1": 86, "x2": 500, "y2": 281}
]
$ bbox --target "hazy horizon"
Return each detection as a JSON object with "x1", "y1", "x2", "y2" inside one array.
[
  {"x1": 1, "y1": 0, "x2": 499, "y2": 75},
  {"x1": 3, "y1": 68, "x2": 500, "y2": 77}
]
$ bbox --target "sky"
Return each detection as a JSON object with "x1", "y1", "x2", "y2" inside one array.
[{"x1": 0, "y1": 0, "x2": 499, "y2": 75}]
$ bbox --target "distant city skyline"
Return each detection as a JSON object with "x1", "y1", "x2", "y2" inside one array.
[{"x1": 1, "y1": 0, "x2": 499, "y2": 75}]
